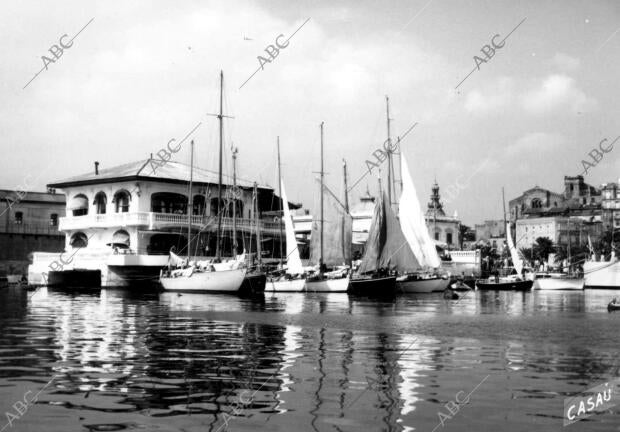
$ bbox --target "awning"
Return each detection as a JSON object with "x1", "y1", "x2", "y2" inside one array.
[
  {"x1": 68, "y1": 196, "x2": 89, "y2": 210},
  {"x1": 107, "y1": 230, "x2": 130, "y2": 248}
]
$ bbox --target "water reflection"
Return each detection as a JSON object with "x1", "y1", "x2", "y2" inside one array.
[{"x1": 0, "y1": 289, "x2": 619, "y2": 430}]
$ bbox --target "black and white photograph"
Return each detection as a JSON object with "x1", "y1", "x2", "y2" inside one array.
[{"x1": 1, "y1": 1, "x2": 620, "y2": 430}]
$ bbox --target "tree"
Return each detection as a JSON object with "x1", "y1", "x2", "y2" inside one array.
[{"x1": 533, "y1": 237, "x2": 554, "y2": 262}]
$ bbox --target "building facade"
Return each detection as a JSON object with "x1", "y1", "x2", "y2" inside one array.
[
  {"x1": 29, "y1": 159, "x2": 290, "y2": 286},
  {"x1": 474, "y1": 219, "x2": 506, "y2": 254},
  {"x1": 425, "y1": 182, "x2": 461, "y2": 249},
  {"x1": 509, "y1": 175, "x2": 603, "y2": 250},
  {"x1": 0, "y1": 189, "x2": 65, "y2": 276}
]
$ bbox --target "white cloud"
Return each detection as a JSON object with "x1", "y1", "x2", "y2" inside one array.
[
  {"x1": 520, "y1": 74, "x2": 597, "y2": 114},
  {"x1": 505, "y1": 132, "x2": 565, "y2": 155},
  {"x1": 463, "y1": 77, "x2": 514, "y2": 114},
  {"x1": 550, "y1": 53, "x2": 581, "y2": 72}
]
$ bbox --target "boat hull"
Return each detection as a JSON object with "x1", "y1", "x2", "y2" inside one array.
[
  {"x1": 305, "y1": 277, "x2": 350, "y2": 293},
  {"x1": 266, "y1": 278, "x2": 306, "y2": 292},
  {"x1": 160, "y1": 268, "x2": 246, "y2": 293},
  {"x1": 397, "y1": 276, "x2": 448, "y2": 293},
  {"x1": 475, "y1": 279, "x2": 533, "y2": 291},
  {"x1": 348, "y1": 275, "x2": 397, "y2": 296},
  {"x1": 47, "y1": 270, "x2": 102, "y2": 290},
  {"x1": 240, "y1": 272, "x2": 266, "y2": 294},
  {"x1": 584, "y1": 260, "x2": 620, "y2": 288},
  {"x1": 533, "y1": 276, "x2": 584, "y2": 290}
]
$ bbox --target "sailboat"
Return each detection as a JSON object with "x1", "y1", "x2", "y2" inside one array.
[
  {"x1": 396, "y1": 154, "x2": 449, "y2": 293},
  {"x1": 267, "y1": 178, "x2": 307, "y2": 292},
  {"x1": 348, "y1": 187, "x2": 399, "y2": 295},
  {"x1": 475, "y1": 221, "x2": 533, "y2": 291},
  {"x1": 533, "y1": 214, "x2": 584, "y2": 290},
  {"x1": 305, "y1": 122, "x2": 351, "y2": 293},
  {"x1": 159, "y1": 71, "x2": 247, "y2": 293}
]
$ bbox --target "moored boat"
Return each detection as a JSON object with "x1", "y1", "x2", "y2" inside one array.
[
  {"x1": 533, "y1": 272, "x2": 584, "y2": 290},
  {"x1": 475, "y1": 276, "x2": 533, "y2": 291},
  {"x1": 398, "y1": 274, "x2": 448, "y2": 293},
  {"x1": 304, "y1": 122, "x2": 351, "y2": 293},
  {"x1": 160, "y1": 265, "x2": 246, "y2": 293}
]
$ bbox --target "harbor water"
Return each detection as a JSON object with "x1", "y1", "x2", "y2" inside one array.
[{"x1": 1, "y1": 287, "x2": 620, "y2": 431}]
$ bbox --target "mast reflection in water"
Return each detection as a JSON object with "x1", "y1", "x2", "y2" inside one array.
[{"x1": 0, "y1": 288, "x2": 619, "y2": 431}]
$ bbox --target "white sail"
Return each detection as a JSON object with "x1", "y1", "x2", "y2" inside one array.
[
  {"x1": 281, "y1": 179, "x2": 304, "y2": 274},
  {"x1": 506, "y1": 222, "x2": 523, "y2": 275},
  {"x1": 399, "y1": 155, "x2": 441, "y2": 268}
]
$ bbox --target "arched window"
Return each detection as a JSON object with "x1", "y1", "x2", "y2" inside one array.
[
  {"x1": 151, "y1": 192, "x2": 187, "y2": 214},
  {"x1": 531, "y1": 198, "x2": 542, "y2": 209},
  {"x1": 93, "y1": 192, "x2": 107, "y2": 214},
  {"x1": 446, "y1": 232, "x2": 453, "y2": 245},
  {"x1": 70, "y1": 232, "x2": 88, "y2": 248},
  {"x1": 69, "y1": 194, "x2": 89, "y2": 216},
  {"x1": 434, "y1": 231, "x2": 440, "y2": 241},
  {"x1": 193, "y1": 195, "x2": 206, "y2": 215},
  {"x1": 14, "y1": 211, "x2": 23, "y2": 225},
  {"x1": 113, "y1": 190, "x2": 131, "y2": 213},
  {"x1": 227, "y1": 199, "x2": 244, "y2": 218},
  {"x1": 210, "y1": 198, "x2": 225, "y2": 216},
  {"x1": 107, "y1": 229, "x2": 130, "y2": 249}
]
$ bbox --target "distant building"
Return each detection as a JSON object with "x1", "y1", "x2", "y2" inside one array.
[
  {"x1": 509, "y1": 175, "x2": 603, "y2": 249},
  {"x1": 474, "y1": 219, "x2": 506, "y2": 254},
  {"x1": 0, "y1": 189, "x2": 65, "y2": 276},
  {"x1": 601, "y1": 181, "x2": 620, "y2": 230},
  {"x1": 425, "y1": 182, "x2": 461, "y2": 249}
]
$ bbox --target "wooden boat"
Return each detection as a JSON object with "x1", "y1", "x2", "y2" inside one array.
[
  {"x1": 395, "y1": 153, "x2": 446, "y2": 292},
  {"x1": 160, "y1": 72, "x2": 246, "y2": 294},
  {"x1": 475, "y1": 277, "x2": 533, "y2": 291},
  {"x1": 266, "y1": 155, "x2": 306, "y2": 293},
  {"x1": 450, "y1": 280, "x2": 471, "y2": 291},
  {"x1": 533, "y1": 272, "x2": 584, "y2": 290},
  {"x1": 608, "y1": 301, "x2": 620, "y2": 311},
  {"x1": 349, "y1": 188, "x2": 404, "y2": 296},
  {"x1": 304, "y1": 123, "x2": 351, "y2": 293},
  {"x1": 160, "y1": 265, "x2": 246, "y2": 293},
  {"x1": 399, "y1": 274, "x2": 448, "y2": 293}
]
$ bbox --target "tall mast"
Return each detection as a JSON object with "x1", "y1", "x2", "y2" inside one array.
[
  {"x1": 502, "y1": 186, "x2": 507, "y2": 246},
  {"x1": 254, "y1": 182, "x2": 262, "y2": 267},
  {"x1": 216, "y1": 70, "x2": 224, "y2": 260},
  {"x1": 567, "y1": 209, "x2": 571, "y2": 272},
  {"x1": 277, "y1": 137, "x2": 284, "y2": 268},
  {"x1": 232, "y1": 145, "x2": 238, "y2": 255},
  {"x1": 188, "y1": 140, "x2": 194, "y2": 260},
  {"x1": 386, "y1": 96, "x2": 393, "y2": 210},
  {"x1": 320, "y1": 122, "x2": 325, "y2": 269},
  {"x1": 343, "y1": 159, "x2": 351, "y2": 268},
  {"x1": 343, "y1": 159, "x2": 349, "y2": 212}
]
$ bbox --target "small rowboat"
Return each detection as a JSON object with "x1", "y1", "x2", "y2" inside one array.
[{"x1": 608, "y1": 301, "x2": 620, "y2": 311}]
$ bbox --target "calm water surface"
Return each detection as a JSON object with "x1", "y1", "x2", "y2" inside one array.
[{"x1": 1, "y1": 287, "x2": 620, "y2": 431}]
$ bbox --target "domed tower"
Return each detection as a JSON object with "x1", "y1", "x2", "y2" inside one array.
[{"x1": 426, "y1": 180, "x2": 446, "y2": 218}]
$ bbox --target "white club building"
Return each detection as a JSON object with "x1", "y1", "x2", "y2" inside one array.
[{"x1": 28, "y1": 159, "x2": 289, "y2": 287}]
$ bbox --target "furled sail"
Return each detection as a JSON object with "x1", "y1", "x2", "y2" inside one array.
[
  {"x1": 281, "y1": 179, "x2": 304, "y2": 274},
  {"x1": 357, "y1": 193, "x2": 385, "y2": 274},
  {"x1": 310, "y1": 182, "x2": 352, "y2": 267},
  {"x1": 506, "y1": 222, "x2": 523, "y2": 275},
  {"x1": 399, "y1": 155, "x2": 441, "y2": 268}
]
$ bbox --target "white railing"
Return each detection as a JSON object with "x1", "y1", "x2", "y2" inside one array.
[{"x1": 59, "y1": 212, "x2": 283, "y2": 233}]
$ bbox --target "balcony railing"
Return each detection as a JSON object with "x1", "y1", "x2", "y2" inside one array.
[
  {"x1": 0, "y1": 223, "x2": 63, "y2": 236},
  {"x1": 59, "y1": 211, "x2": 283, "y2": 233}
]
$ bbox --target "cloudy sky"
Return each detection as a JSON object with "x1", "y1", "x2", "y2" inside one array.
[{"x1": 2, "y1": 0, "x2": 620, "y2": 225}]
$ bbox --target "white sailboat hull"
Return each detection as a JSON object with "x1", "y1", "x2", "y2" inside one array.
[
  {"x1": 266, "y1": 278, "x2": 306, "y2": 292},
  {"x1": 397, "y1": 276, "x2": 448, "y2": 293},
  {"x1": 160, "y1": 268, "x2": 246, "y2": 292},
  {"x1": 305, "y1": 277, "x2": 350, "y2": 292},
  {"x1": 533, "y1": 274, "x2": 584, "y2": 290},
  {"x1": 584, "y1": 260, "x2": 620, "y2": 288}
]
